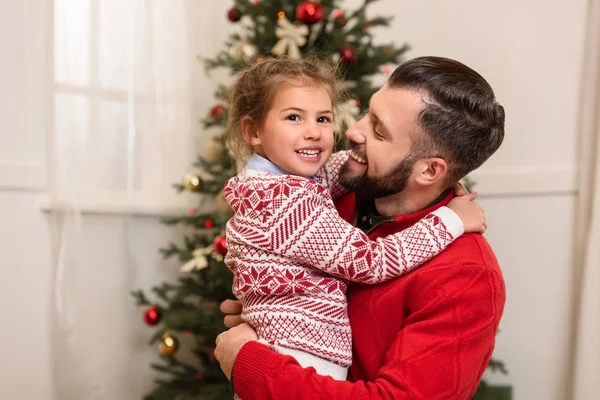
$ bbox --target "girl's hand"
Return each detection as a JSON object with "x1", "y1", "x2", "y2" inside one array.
[
  {"x1": 447, "y1": 192, "x2": 487, "y2": 234},
  {"x1": 453, "y1": 182, "x2": 470, "y2": 197}
]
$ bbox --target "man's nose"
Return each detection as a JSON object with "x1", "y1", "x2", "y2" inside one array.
[{"x1": 345, "y1": 117, "x2": 367, "y2": 144}]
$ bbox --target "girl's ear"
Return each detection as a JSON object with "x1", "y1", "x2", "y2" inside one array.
[{"x1": 241, "y1": 116, "x2": 261, "y2": 146}]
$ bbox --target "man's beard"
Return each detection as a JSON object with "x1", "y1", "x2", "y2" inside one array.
[{"x1": 339, "y1": 152, "x2": 417, "y2": 199}]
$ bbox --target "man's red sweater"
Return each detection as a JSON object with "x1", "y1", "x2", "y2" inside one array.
[{"x1": 233, "y1": 191, "x2": 506, "y2": 399}]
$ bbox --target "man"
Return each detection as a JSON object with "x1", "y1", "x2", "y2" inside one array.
[{"x1": 215, "y1": 56, "x2": 506, "y2": 399}]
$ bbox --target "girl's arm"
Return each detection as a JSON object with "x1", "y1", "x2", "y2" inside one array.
[{"x1": 314, "y1": 151, "x2": 350, "y2": 200}]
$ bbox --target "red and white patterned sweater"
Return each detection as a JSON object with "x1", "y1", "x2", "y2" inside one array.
[{"x1": 223, "y1": 151, "x2": 464, "y2": 368}]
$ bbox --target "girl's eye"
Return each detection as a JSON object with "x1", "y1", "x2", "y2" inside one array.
[
  {"x1": 286, "y1": 114, "x2": 300, "y2": 121},
  {"x1": 317, "y1": 116, "x2": 331, "y2": 123}
]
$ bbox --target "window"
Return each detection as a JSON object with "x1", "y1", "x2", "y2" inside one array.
[{"x1": 51, "y1": 0, "x2": 198, "y2": 214}]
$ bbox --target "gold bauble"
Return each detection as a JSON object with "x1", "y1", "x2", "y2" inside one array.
[
  {"x1": 204, "y1": 137, "x2": 224, "y2": 163},
  {"x1": 229, "y1": 41, "x2": 259, "y2": 62},
  {"x1": 158, "y1": 332, "x2": 179, "y2": 356},
  {"x1": 183, "y1": 172, "x2": 202, "y2": 192},
  {"x1": 216, "y1": 188, "x2": 234, "y2": 215}
]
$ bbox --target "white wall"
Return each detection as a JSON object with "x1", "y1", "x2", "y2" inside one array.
[
  {"x1": 0, "y1": 0, "x2": 587, "y2": 399},
  {"x1": 0, "y1": 0, "x2": 53, "y2": 399}
]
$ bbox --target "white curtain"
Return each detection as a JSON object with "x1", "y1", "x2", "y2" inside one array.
[
  {"x1": 49, "y1": 1, "x2": 204, "y2": 398},
  {"x1": 571, "y1": 1, "x2": 600, "y2": 399}
]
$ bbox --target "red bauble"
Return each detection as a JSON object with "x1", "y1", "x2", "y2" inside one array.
[
  {"x1": 210, "y1": 105, "x2": 225, "y2": 118},
  {"x1": 340, "y1": 46, "x2": 358, "y2": 63},
  {"x1": 204, "y1": 219, "x2": 213, "y2": 228},
  {"x1": 334, "y1": 10, "x2": 347, "y2": 28},
  {"x1": 296, "y1": 1, "x2": 323, "y2": 25},
  {"x1": 227, "y1": 7, "x2": 241, "y2": 22},
  {"x1": 196, "y1": 372, "x2": 204, "y2": 379},
  {"x1": 213, "y1": 235, "x2": 228, "y2": 256},
  {"x1": 143, "y1": 306, "x2": 161, "y2": 326}
]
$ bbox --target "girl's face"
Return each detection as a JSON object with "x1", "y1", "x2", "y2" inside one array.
[{"x1": 247, "y1": 84, "x2": 334, "y2": 177}]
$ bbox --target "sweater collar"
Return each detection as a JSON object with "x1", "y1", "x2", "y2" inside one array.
[
  {"x1": 245, "y1": 154, "x2": 292, "y2": 176},
  {"x1": 389, "y1": 190, "x2": 455, "y2": 231},
  {"x1": 355, "y1": 190, "x2": 455, "y2": 236},
  {"x1": 244, "y1": 154, "x2": 317, "y2": 181}
]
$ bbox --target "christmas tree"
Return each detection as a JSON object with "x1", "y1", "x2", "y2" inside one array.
[
  {"x1": 132, "y1": 1, "x2": 509, "y2": 399},
  {"x1": 132, "y1": 1, "x2": 408, "y2": 399}
]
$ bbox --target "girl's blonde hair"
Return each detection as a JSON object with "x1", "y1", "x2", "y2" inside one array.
[{"x1": 226, "y1": 57, "x2": 342, "y2": 167}]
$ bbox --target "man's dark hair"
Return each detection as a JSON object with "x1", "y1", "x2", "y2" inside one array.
[{"x1": 388, "y1": 56, "x2": 505, "y2": 185}]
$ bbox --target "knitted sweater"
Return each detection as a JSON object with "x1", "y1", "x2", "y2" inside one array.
[
  {"x1": 223, "y1": 151, "x2": 465, "y2": 368},
  {"x1": 232, "y1": 191, "x2": 506, "y2": 400}
]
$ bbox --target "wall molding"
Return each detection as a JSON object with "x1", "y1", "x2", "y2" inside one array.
[
  {"x1": 33, "y1": 163, "x2": 578, "y2": 215},
  {"x1": 39, "y1": 190, "x2": 212, "y2": 217},
  {"x1": 470, "y1": 164, "x2": 578, "y2": 198},
  {"x1": 0, "y1": 160, "x2": 46, "y2": 192}
]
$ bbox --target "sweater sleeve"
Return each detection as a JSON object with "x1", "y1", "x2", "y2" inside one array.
[
  {"x1": 233, "y1": 263, "x2": 506, "y2": 400},
  {"x1": 259, "y1": 180, "x2": 464, "y2": 284},
  {"x1": 314, "y1": 151, "x2": 350, "y2": 200}
]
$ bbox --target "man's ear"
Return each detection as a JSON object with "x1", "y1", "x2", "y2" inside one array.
[
  {"x1": 413, "y1": 158, "x2": 448, "y2": 187},
  {"x1": 241, "y1": 116, "x2": 261, "y2": 146}
]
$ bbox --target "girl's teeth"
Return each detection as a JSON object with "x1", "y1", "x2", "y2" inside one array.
[{"x1": 298, "y1": 150, "x2": 320, "y2": 157}]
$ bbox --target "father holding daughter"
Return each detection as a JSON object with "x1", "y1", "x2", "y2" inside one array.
[{"x1": 216, "y1": 56, "x2": 505, "y2": 400}]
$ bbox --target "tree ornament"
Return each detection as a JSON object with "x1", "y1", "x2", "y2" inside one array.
[
  {"x1": 180, "y1": 246, "x2": 212, "y2": 272},
  {"x1": 296, "y1": 1, "x2": 323, "y2": 25},
  {"x1": 196, "y1": 372, "x2": 204, "y2": 379},
  {"x1": 382, "y1": 66, "x2": 391, "y2": 74},
  {"x1": 340, "y1": 46, "x2": 358, "y2": 63},
  {"x1": 158, "y1": 332, "x2": 179, "y2": 356},
  {"x1": 227, "y1": 7, "x2": 241, "y2": 22},
  {"x1": 213, "y1": 235, "x2": 228, "y2": 256},
  {"x1": 183, "y1": 172, "x2": 202, "y2": 192},
  {"x1": 272, "y1": 17, "x2": 309, "y2": 59},
  {"x1": 210, "y1": 105, "x2": 225, "y2": 118},
  {"x1": 204, "y1": 219, "x2": 214, "y2": 228},
  {"x1": 143, "y1": 306, "x2": 161, "y2": 326},
  {"x1": 229, "y1": 41, "x2": 259, "y2": 62},
  {"x1": 203, "y1": 137, "x2": 223, "y2": 163},
  {"x1": 334, "y1": 10, "x2": 347, "y2": 28},
  {"x1": 334, "y1": 99, "x2": 361, "y2": 133},
  {"x1": 217, "y1": 188, "x2": 234, "y2": 215},
  {"x1": 187, "y1": 208, "x2": 195, "y2": 216}
]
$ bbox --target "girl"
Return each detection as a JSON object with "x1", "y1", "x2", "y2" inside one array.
[{"x1": 223, "y1": 57, "x2": 485, "y2": 381}]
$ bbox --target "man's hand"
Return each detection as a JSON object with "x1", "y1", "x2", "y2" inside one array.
[
  {"x1": 214, "y1": 323, "x2": 258, "y2": 380},
  {"x1": 220, "y1": 299, "x2": 243, "y2": 328}
]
